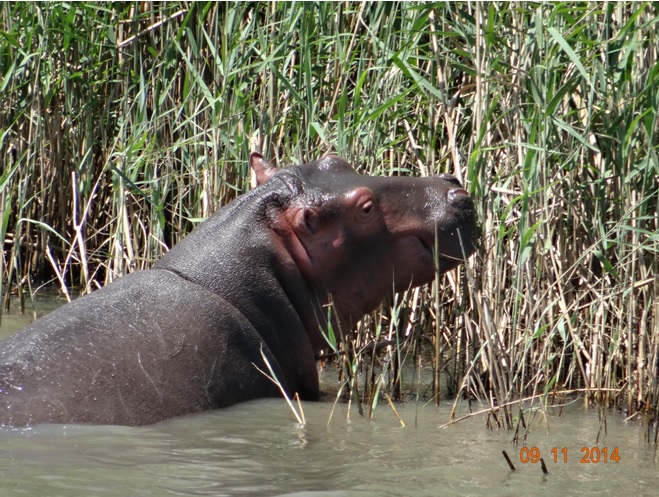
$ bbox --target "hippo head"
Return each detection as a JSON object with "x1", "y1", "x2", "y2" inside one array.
[{"x1": 251, "y1": 153, "x2": 477, "y2": 338}]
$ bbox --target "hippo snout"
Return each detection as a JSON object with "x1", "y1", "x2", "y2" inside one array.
[
  {"x1": 448, "y1": 187, "x2": 472, "y2": 207},
  {"x1": 421, "y1": 175, "x2": 477, "y2": 271}
]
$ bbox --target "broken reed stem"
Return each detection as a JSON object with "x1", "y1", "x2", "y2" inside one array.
[
  {"x1": 384, "y1": 392, "x2": 405, "y2": 427},
  {"x1": 254, "y1": 344, "x2": 305, "y2": 425},
  {"x1": 439, "y1": 388, "x2": 621, "y2": 429}
]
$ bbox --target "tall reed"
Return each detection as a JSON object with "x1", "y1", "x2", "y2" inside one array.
[{"x1": 1, "y1": 2, "x2": 657, "y2": 430}]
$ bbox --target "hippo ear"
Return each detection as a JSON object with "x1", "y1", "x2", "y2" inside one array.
[
  {"x1": 289, "y1": 207, "x2": 319, "y2": 236},
  {"x1": 302, "y1": 208, "x2": 319, "y2": 234},
  {"x1": 250, "y1": 152, "x2": 278, "y2": 186}
]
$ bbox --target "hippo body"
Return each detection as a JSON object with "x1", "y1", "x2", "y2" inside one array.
[{"x1": 0, "y1": 154, "x2": 476, "y2": 426}]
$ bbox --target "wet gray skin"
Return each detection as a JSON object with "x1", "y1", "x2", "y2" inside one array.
[{"x1": 0, "y1": 153, "x2": 477, "y2": 426}]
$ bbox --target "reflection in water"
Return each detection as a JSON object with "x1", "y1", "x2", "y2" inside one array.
[{"x1": 0, "y1": 298, "x2": 658, "y2": 496}]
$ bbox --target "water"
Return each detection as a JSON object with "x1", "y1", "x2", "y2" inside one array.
[
  {"x1": 0, "y1": 399, "x2": 655, "y2": 497},
  {"x1": 1, "y1": 300, "x2": 658, "y2": 497}
]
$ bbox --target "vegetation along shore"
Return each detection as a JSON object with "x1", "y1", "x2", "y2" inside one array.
[{"x1": 1, "y1": 2, "x2": 657, "y2": 435}]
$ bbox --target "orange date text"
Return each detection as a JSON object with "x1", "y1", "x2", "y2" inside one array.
[{"x1": 519, "y1": 447, "x2": 620, "y2": 464}]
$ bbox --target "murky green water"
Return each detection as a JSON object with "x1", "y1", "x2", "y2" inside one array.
[{"x1": 1, "y1": 300, "x2": 658, "y2": 497}]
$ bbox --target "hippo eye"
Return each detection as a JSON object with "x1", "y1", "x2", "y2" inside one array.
[{"x1": 359, "y1": 200, "x2": 375, "y2": 218}]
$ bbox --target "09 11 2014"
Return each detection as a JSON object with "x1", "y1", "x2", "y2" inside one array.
[{"x1": 519, "y1": 446, "x2": 620, "y2": 464}]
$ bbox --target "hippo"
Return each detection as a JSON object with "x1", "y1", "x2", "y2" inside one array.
[{"x1": 0, "y1": 153, "x2": 476, "y2": 426}]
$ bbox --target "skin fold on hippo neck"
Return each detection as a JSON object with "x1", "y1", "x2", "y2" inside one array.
[{"x1": 154, "y1": 178, "x2": 328, "y2": 396}]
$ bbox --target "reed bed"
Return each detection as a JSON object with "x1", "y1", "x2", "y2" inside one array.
[{"x1": 1, "y1": 2, "x2": 657, "y2": 434}]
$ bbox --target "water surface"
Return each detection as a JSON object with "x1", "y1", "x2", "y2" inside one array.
[{"x1": 0, "y1": 301, "x2": 657, "y2": 496}]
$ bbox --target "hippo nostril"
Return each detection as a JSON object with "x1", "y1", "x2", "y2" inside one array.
[
  {"x1": 449, "y1": 187, "x2": 468, "y2": 196},
  {"x1": 438, "y1": 173, "x2": 463, "y2": 188},
  {"x1": 448, "y1": 187, "x2": 470, "y2": 206}
]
